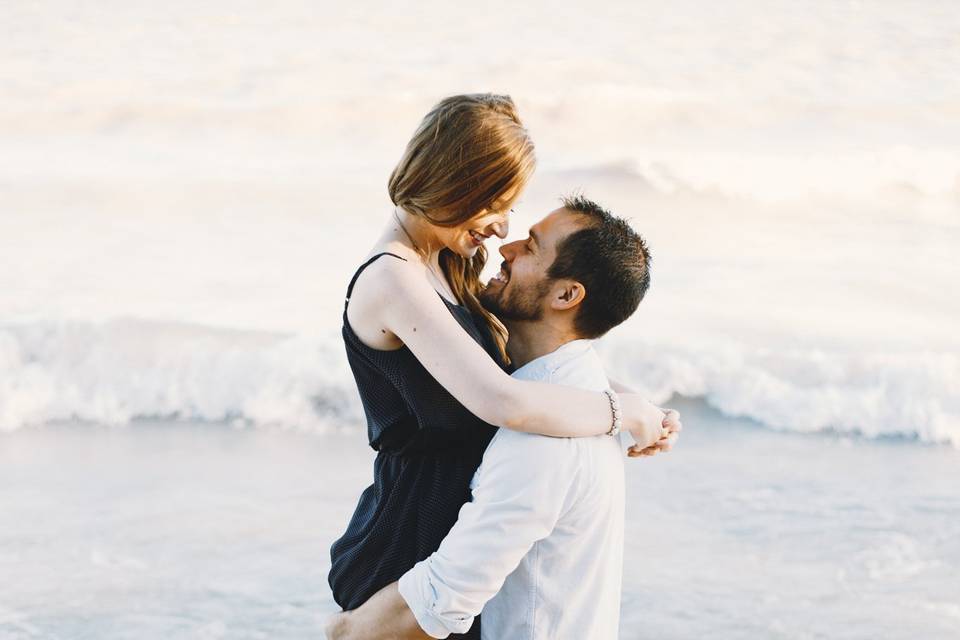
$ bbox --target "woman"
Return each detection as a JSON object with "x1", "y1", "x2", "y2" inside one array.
[{"x1": 329, "y1": 94, "x2": 676, "y2": 637}]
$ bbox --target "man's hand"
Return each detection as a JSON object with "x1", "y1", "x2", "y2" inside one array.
[
  {"x1": 627, "y1": 408, "x2": 681, "y2": 458},
  {"x1": 325, "y1": 611, "x2": 351, "y2": 640},
  {"x1": 323, "y1": 583, "x2": 432, "y2": 640}
]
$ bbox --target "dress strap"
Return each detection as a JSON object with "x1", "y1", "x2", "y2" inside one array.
[{"x1": 345, "y1": 252, "x2": 408, "y2": 311}]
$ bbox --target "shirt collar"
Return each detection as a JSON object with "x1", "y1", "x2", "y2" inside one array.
[{"x1": 511, "y1": 339, "x2": 594, "y2": 379}]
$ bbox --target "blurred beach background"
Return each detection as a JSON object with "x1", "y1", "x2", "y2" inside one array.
[{"x1": 2, "y1": 1, "x2": 959, "y2": 638}]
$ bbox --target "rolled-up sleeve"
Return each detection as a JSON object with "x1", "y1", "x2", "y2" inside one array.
[
  {"x1": 397, "y1": 430, "x2": 579, "y2": 638},
  {"x1": 398, "y1": 558, "x2": 472, "y2": 638}
]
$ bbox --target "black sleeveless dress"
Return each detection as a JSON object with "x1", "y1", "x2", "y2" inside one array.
[{"x1": 329, "y1": 253, "x2": 504, "y2": 638}]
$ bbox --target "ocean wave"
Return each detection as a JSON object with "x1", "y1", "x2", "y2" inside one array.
[
  {"x1": 1, "y1": 320, "x2": 957, "y2": 447},
  {"x1": 0, "y1": 319, "x2": 361, "y2": 433},
  {"x1": 599, "y1": 338, "x2": 960, "y2": 447}
]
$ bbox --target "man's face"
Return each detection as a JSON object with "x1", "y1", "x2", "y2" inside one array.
[{"x1": 480, "y1": 208, "x2": 583, "y2": 321}]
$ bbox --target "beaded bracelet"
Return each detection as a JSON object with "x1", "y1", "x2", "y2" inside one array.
[{"x1": 603, "y1": 389, "x2": 622, "y2": 437}]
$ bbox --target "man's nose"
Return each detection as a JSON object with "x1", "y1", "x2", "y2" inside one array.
[{"x1": 499, "y1": 240, "x2": 520, "y2": 260}]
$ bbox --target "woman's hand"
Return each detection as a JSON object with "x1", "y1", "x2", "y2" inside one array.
[
  {"x1": 608, "y1": 380, "x2": 682, "y2": 456},
  {"x1": 627, "y1": 408, "x2": 681, "y2": 457},
  {"x1": 622, "y1": 396, "x2": 667, "y2": 448}
]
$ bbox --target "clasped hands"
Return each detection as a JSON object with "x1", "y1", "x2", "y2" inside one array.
[{"x1": 627, "y1": 407, "x2": 681, "y2": 458}]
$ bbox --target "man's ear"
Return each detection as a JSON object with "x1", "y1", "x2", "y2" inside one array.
[{"x1": 550, "y1": 280, "x2": 586, "y2": 311}]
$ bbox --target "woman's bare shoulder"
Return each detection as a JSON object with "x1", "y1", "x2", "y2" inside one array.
[
  {"x1": 350, "y1": 246, "x2": 425, "y2": 299},
  {"x1": 345, "y1": 246, "x2": 428, "y2": 349}
]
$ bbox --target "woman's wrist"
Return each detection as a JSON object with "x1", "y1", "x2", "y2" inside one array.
[{"x1": 602, "y1": 389, "x2": 622, "y2": 436}]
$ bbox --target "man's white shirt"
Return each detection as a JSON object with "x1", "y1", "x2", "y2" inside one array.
[{"x1": 398, "y1": 339, "x2": 625, "y2": 639}]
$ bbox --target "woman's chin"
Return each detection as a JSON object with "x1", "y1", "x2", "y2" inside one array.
[{"x1": 450, "y1": 243, "x2": 481, "y2": 259}]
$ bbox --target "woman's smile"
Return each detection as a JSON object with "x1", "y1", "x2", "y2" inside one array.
[{"x1": 468, "y1": 230, "x2": 489, "y2": 247}]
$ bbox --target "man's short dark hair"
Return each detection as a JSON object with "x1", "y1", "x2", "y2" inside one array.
[{"x1": 547, "y1": 195, "x2": 651, "y2": 338}]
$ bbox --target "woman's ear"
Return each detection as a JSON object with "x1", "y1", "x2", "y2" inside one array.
[{"x1": 551, "y1": 280, "x2": 586, "y2": 311}]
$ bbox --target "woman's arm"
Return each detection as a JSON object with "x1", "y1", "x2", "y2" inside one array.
[{"x1": 350, "y1": 258, "x2": 668, "y2": 445}]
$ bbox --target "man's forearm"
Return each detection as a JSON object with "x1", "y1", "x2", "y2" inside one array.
[{"x1": 325, "y1": 582, "x2": 432, "y2": 640}]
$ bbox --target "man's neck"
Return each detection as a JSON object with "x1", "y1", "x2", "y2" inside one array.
[{"x1": 505, "y1": 318, "x2": 580, "y2": 369}]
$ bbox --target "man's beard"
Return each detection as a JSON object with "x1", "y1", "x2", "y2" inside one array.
[{"x1": 480, "y1": 278, "x2": 551, "y2": 322}]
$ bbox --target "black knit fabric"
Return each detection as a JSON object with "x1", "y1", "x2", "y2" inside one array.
[{"x1": 329, "y1": 253, "x2": 503, "y2": 639}]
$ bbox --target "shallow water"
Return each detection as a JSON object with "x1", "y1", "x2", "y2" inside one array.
[{"x1": 3, "y1": 398, "x2": 958, "y2": 639}]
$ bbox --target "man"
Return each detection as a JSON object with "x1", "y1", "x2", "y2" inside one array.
[{"x1": 327, "y1": 195, "x2": 679, "y2": 640}]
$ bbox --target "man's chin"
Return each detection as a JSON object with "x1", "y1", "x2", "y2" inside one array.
[{"x1": 478, "y1": 290, "x2": 503, "y2": 315}]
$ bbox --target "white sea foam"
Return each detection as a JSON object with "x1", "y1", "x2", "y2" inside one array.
[
  {"x1": 600, "y1": 338, "x2": 960, "y2": 447},
  {"x1": 2, "y1": 319, "x2": 956, "y2": 448},
  {"x1": 0, "y1": 320, "x2": 360, "y2": 433}
]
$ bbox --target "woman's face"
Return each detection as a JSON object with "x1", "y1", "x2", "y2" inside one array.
[
  {"x1": 435, "y1": 185, "x2": 520, "y2": 258},
  {"x1": 437, "y1": 207, "x2": 511, "y2": 258}
]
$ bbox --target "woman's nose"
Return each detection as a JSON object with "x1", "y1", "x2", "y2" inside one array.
[{"x1": 490, "y1": 218, "x2": 509, "y2": 239}]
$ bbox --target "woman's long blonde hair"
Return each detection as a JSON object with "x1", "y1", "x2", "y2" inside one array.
[{"x1": 388, "y1": 94, "x2": 536, "y2": 363}]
